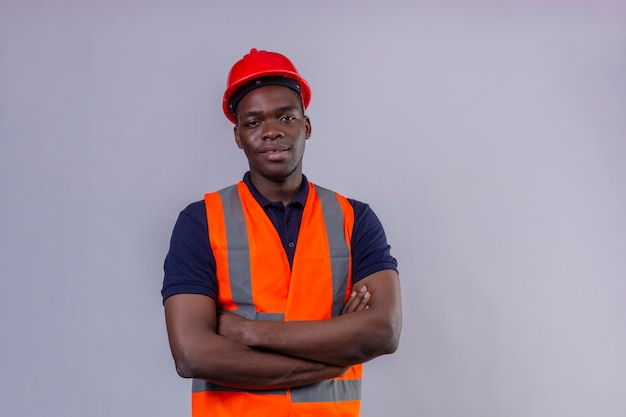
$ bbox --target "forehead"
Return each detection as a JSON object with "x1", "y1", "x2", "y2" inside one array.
[{"x1": 236, "y1": 85, "x2": 303, "y2": 113}]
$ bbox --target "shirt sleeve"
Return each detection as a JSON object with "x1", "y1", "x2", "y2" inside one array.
[
  {"x1": 349, "y1": 199, "x2": 398, "y2": 283},
  {"x1": 161, "y1": 201, "x2": 218, "y2": 302}
]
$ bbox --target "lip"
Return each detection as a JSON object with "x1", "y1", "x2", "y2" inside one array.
[
  {"x1": 260, "y1": 146, "x2": 290, "y2": 161},
  {"x1": 260, "y1": 146, "x2": 290, "y2": 154}
]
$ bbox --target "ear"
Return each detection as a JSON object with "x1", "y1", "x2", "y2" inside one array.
[
  {"x1": 304, "y1": 115, "x2": 312, "y2": 140},
  {"x1": 234, "y1": 125, "x2": 243, "y2": 149}
]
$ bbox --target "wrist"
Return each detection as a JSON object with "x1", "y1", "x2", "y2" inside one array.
[
  {"x1": 239, "y1": 318, "x2": 258, "y2": 347},
  {"x1": 243, "y1": 319, "x2": 273, "y2": 349}
]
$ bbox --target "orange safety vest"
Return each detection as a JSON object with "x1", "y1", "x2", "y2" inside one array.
[{"x1": 193, "y1": 181, "x2": 362, "y2": 417}]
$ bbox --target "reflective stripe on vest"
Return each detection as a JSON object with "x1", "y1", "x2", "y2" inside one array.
[
  {"x1": 193, "y1": 181, "x2": 362, "y2": 415},
  {"x1": 192, "y1": 378, "x2": 362, "y2": 402}
]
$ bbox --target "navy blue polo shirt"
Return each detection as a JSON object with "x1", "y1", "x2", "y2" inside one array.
[{"x1": 162, "y1": 173, "x2": 397, "y2": 301}]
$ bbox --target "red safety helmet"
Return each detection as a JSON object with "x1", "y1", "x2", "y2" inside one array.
[{"x1": 222, "y1": 48, "x2": 311, "y2": 124}]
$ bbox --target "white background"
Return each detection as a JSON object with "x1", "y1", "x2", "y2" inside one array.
[{"x1": 1, "y1": 1, "x2": 625, "y2": 416}]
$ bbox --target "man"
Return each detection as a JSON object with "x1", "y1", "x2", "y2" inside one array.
[{"x1": 162, "y1": 48, "x2": 402, "y2": 417}]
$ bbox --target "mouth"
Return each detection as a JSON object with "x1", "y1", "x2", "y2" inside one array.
[
  {"x1": 260, "y1": 147, "x2": 290, "y2": 161},
  {"x1": 261, "y1": 147, "x2": 290, "y2": 154}
]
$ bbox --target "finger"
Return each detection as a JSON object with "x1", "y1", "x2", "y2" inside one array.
[
  {"x1": 342, "y1": 286, "x2": 369, "y2": 314},
  {"x1": 354, "y1": 290, "x2": 370, "y2": 311},
  {"x1": 350, "y1": 287, "x2": 370, "y2": 312},
  {"x1": 341, "y1": 290, "x2": 358, "y2": 314}
]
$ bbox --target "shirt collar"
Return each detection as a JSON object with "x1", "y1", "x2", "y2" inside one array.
[{"x1": 242, "y1": 171, "x2": 309, "y2": 208}]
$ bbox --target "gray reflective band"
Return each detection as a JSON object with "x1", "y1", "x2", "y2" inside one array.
[
  {"x1": 254, "y1": 311, "x2": 284, "y2": 321},
  {"x1": 291, "y1": 379, "x2": 362, "y2": 402},
  {"x1": 314, "y1": 185, "x2": 351, "y2": 317},
  {"x1": 220, "y1": 309, "x2": 284, "y2": 322},
  {"x1": 218, "y1": 185, "x2": 255, "y2": 319},
  {"x1": 192, "y1": 379, "x2": 286, "y2": 395},
  {"x1": 192, "y1": 378, "x2": 360, "y2": 402}
]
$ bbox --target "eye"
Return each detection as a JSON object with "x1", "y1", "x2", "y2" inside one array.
[
  {"x1": 244, "y1": 120, "x2": 260, "y2": 128},
  {"x1": 280, "y1": 115, "x2": 296, "y2": 122}
]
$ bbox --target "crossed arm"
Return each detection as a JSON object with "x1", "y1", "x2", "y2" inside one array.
[{"x1": 164, "y1": 269, "x2": 401, "y2": 390}]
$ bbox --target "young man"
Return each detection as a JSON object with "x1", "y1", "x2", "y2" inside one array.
[{"x1": 162, "y1": 48, "x2": 402, "y2": 417}]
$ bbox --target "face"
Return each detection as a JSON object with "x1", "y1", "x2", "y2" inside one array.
[{"x1": 234, "y1": 85, "x2": 312, "y2": 184}]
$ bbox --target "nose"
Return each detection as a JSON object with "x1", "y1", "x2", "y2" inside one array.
[{"x1": 261, "y1": 119, "x2": 284, "y2": 140}]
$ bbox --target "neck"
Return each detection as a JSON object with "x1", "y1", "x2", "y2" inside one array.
[{"x1": 249, "y1": 172, "x2": 303, "y2": 206}]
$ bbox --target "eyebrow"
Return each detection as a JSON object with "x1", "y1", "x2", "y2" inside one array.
[
  {"x1": 275, "y1": 105, "x2": 299, "y2": 114},
  {"x1": 240, "y1": 110, "x2": 263, "y2": 119},
  {"x1": 240, "y1": 105, "x2": 300, "y2": 120}
]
